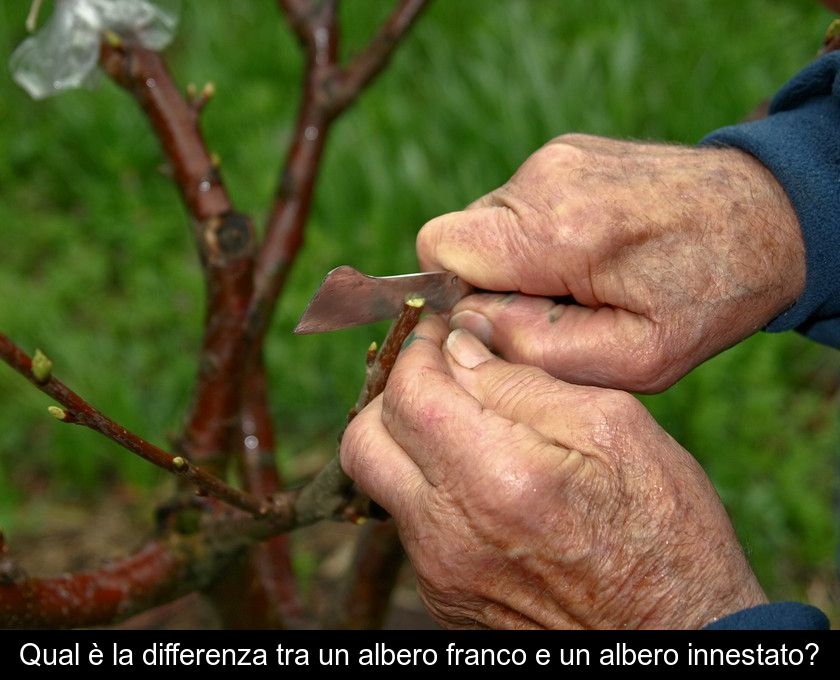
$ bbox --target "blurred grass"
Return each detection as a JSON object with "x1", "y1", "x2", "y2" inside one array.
[{"x1": 0, "y1": 0, "x2": 838, "y2": 613}]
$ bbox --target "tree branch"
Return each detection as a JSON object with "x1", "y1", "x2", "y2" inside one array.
[
  {"x1": 327, "y1": 521, "x2": 404, "y2": 628},
  {"x1": 330, "y1": 0, "x2": 429, "y2": 115},
  {"x1": 347, "y1": 296, "x2": 425, "y2": 424},
  {"x1": 100, "y1": 37, "x2": 291, "y2": 626},
  {"x1": 0, "y1": 541, "x2": 183, "y2": 629},
  {"x1": 277, "y1": 0, "x2": 312, "y2": 46},
  {"x1": 0, "y1": 502, "x2": 302, "y2": 629},
  {"x1": 100, "y1": 41, "x2": 257, "y2": 479},
  {"x1": 250, "y1": 0, "x2": 426, "y2": 349},
  {"x1": 217, "y1": 358, "x2": 303, "y2": 627},
  {"x1": 2, "y1": 2, "x2": 430, "y2": 629},
  {"x1": 0, "y1": 334, "x2": 263, "y2": 517},
  {"x1": 0, "y1": 294, "x2": 425, "y2": 627},
  {"x1": 295, "y1": 297, "x2": 426, "y2": 524}
]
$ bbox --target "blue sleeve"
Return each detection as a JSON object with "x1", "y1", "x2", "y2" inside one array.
[
  {"x1": 703, "y1": 602, "x2": 830, "y2": 630},
  {"x1": 700, "y1": 52, "x2": 840, "y2": 349}
]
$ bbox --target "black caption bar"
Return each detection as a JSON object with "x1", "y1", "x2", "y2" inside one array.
[{"x1": 2, "y1": 630, "x2": 836, "y2": 675}]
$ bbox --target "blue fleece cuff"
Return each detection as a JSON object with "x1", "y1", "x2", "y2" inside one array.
[
  {"x1": 704, "y1": 602, "x2": 830, "y2": 630},
  {"x1": 700, "y1": 53, "x2": 840, "y2": 349}
]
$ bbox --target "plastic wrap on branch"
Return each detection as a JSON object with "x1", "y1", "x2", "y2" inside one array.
[{"x1": 10, "y1": 0, "x2": 180, "y2": 99}]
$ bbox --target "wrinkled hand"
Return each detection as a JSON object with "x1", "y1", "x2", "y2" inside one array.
[
  {"x1": 340, "y1": 316, "x2": 767, "y2": 629},
  {"x1": 417, "y1": 134, "x2": 805, "y2": 391}
]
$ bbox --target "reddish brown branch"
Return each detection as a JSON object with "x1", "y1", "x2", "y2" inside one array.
[
  {"x1": 0, "y1": 422, "x2": 395, "y2": 629},
  {"x1": 0, "y1": 437, "x2": 404, "y2": 629},
  {"x1": 0, "y1": 298, "x2": 427, "y2": 627},
  {"x1": 2, "y1": 3, "x2": 429, "y2": 629},
  {"x1": 100, "y1": 44, "x2": 231, "y2": 224},
  {"x1": 252, "y1": 2, "x2": 338, "y2": 331},
  {"x1": 277, "y1": 0, "x2": 317, "y2": 46},
  {"x1": 100, "y1": 38, "x2": 294, "y2": 627},
  {"x1": 295, "y1": 297, "x2": 426, "y2": 525},
  {"x1": 217, "y1": 358, "x2": 303, "y2": 626},
  {"x1": 327, "y1": 521, "x2": 404, "y2": 628},
  {"x1": 0, "y1": 502, "x2": 300, "y2": 629},
  {"x1": 101, "y1": 42, "x2": 257, "y2": 478},
  {"x1": 251, "y1": 0, "x2": 426, "y2": 346},
  {"x1": 0, "y1": 334, "x2": 263, "y2": 516},
  {"x1": 330, "y1": 0, "x2": 429, "y2": 115},
  {"x1": 322, "y1": 298, "x2": 424, "y2": 626},
  {"x1": 0, "y1": 541, "x2": 183, "y2": 629},
  {"x1": 347, "y1": 296, "x2": 425, "y2": 423}
]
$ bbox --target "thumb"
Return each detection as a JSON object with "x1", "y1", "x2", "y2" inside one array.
[
  {"x1": 416, "y1": 207, "x2": 570, "y2": 295},
  {"x1": 450, "y1": 293, "x2": 667, "y2": 392}
]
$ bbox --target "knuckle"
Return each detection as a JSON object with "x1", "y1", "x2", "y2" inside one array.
[
  {"x1": 599, "y1": 323, "x2": 675, "y2": 393},
  {"x1": 598, "y1": 389, "x2": 647, "y2": 423},
  {"x1": 623, "y1": 343, "x2": 672, "y2": 393},
  {"x1": 576, "y1": 388, "x2": 647, "y2": 451},
  {"x1": 465, "y1": 423, "x2": 552, "y2": 516},
  {"x1": 483, "y1": 192, "x2": 559, "y2": 278},
  {"x1": 540, "y1": 134, "x2": 594, "y2": 164},
  {"x1": 382, "y1": 365, "x2": 447, "y2": 433}
]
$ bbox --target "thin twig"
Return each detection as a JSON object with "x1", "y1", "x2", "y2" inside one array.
[
  {"x1": 330, "y1": 0, "x2": 429, "y2": 115},
  {"x1": 25, "y1": 0, "x2": 44, "y2": 33},
  {"x1": 0, "y1": 334, "x2": 264, "y2": 516},
  {"x1": 347, "y1": 296, "x2": 425, "y2": 424},
  {"x1": 251, "y1": 0, "x2": 426, "y2": 350},
  {"x1": 293, "y1": 297, "x2": 426, "y2": 524},
  {"x1": 277, "y1": 0, "x2": 311, "y2": 46}
]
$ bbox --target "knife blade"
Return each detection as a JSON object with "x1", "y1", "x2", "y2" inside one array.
[{"x1": 294, "y1": 266, "x2": 475, "y2": 334}]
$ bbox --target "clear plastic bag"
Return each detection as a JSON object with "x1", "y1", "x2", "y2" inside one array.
[{"x1": 10, "y1": 0, "x2": 180, "y2": 100}]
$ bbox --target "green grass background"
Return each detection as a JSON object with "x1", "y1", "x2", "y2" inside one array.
[{"x1": 0, "y1": 0, "x2": 838, "y2": 615}]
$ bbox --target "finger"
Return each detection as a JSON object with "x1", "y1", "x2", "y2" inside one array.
[
  {"x1": 416, "y1": 207, "x2": 571, "y2": 296},
  {"x1": 450, "y1": 293, "x2": 664, "y2": 392},
  {"x1": 340, "y1": 395, "x2": 428, "y2": 520},
  {"x1": 442, "y1": 328, "x2": 643, "y2": 453},
  {"x1": 382, "y1": 316, "x2": 559, "y2": 486}
]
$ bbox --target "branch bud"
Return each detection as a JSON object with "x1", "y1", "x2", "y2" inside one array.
[
  {"x1": 31, "y1": 348, "x2": 53, "y2": 383},
  {"x1": 47, "y1": 405, "x2": 68, "y2": 421},
  {"x1": 103, "y1": 30, "x2": 123, "y2": 48},
  {"x1": 172, "y1": 456, "x2": 189, "y2": 472},
  {"x1": 366, "y1": 341, "x2": 378, "y2": 366}
]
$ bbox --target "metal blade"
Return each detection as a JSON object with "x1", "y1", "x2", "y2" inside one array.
[{"x1": 294, "y1": 266, "x2": 474, "y2": 334}]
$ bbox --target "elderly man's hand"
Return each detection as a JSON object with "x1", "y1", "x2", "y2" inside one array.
[
  {"x1": 340, "y1": 316, "x2": 767, "y2": 629},
  {"x1": 417, "y1": 135, "x2": 805, "y2": 392}
]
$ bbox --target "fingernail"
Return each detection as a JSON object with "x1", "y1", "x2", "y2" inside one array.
[
  {"x1": 446, "y1": 328, "x2": 493, "y2": 369},
  {"x1": 450, "y1": 310, "x2": 492, "y2": 346}
]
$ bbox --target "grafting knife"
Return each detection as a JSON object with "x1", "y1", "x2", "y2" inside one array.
[{"x1": 294, "y1": 266, "x2": 474, "y2": 334}]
